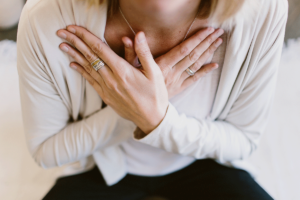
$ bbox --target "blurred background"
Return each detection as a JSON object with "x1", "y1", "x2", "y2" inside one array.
[{"x1": 0, "y1": 0, "x2": 300, "y2": 199}]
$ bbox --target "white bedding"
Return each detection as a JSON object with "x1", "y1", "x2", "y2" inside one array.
[{"x1": 0, "y1": 39, "x2": 299, "y2": 200}]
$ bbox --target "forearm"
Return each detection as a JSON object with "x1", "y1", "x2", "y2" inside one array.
[
  {"x1": 31, "y1": 106, "x2": 135, "y2": 168},
  {"x1": 134, "y1": 103, "x2": 254, "y2": 163}
]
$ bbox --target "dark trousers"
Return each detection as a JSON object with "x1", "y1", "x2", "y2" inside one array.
[{"x1": 43, "y1": 159, "x2": 273, "y2": 200}]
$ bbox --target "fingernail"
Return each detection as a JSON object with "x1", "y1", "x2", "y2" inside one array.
[
  {"x1": 60, "y1": 45, "x2": 69, "y2": 52},
  {"x1": 57, "y1": 31, "x2": 66, "y2": 39},
  {"x1": 213, "y1": 64, "x2": 219, "y2": 69},
  {"x1": 70, "y1": 64, "x2": 77, "y2": 70},
  {"x1": 136, "y1": 32, "x2": 146, "y2": 44},
  {"x1": 68, "y1": 27, "x2": 76, "y2": 34},
  {"x1": 133, "y1": 56, "x2": 142, "y2": 67}
]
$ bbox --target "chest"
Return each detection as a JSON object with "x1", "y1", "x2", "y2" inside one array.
[
  {"x1": 170, "y1": 32, "x2": 227, "y2": 120},
  {"x1": 81, "y1": 19, "x2": 227, "y2": 120},
  {"x1": 103, "y1": 17, "x2": 211, "y2": 59}
]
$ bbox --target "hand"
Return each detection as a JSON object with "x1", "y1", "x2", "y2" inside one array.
[
  {"x1": 57, "y1": 26, "x2": 169, "y2": 134},
  {"x1": 122, "y1": 27, "x2": 224, "y2": 99}
]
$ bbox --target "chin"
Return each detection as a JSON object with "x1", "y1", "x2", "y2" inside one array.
[{"x1": 137, "y1": 0, "x2": 181, "y2": 13}]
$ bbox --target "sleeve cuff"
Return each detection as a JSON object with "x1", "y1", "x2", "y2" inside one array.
[{"x1": 132, "y1": 102, "x2": 176, "y2": 145}]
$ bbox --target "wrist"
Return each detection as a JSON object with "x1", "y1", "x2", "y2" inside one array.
[{"x1": 137, "y1": 103, "x2": 169, "y2": 134}]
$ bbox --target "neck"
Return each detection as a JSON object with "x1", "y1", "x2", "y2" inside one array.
[{"x1": 118, "y1": 0, "x2": 201, "y2": 36}]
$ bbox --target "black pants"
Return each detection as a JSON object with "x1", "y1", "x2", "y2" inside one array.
[{"x1": 43, "y1": 159, "x2": 273, "y2": 200}]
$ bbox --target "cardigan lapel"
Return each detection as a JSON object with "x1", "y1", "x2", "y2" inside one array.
[{"x1": 209, "y1": 3, "x2": 261, "y2": 120}]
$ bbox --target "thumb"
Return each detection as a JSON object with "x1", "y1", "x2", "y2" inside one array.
[
  {"x1": 122, "y1": 36, "x2": 140, "y2": 67},
  {"x1": 134, "y1": 32, "x2": 157, "y2": 75}
]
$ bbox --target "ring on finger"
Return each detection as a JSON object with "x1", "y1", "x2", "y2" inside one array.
[
  {"x1": 91, "y1": 58, "x2": 105, "y2": 71},
  {"x1": 185, "y1": 67, "x2": 195, "y2": 76}
]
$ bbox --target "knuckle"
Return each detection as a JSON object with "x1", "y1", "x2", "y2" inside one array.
[
  {"x1": 206, "y1": 36, "x2": 213, "y2": 45},
  {"x1": 161, "y1": 65, "x2": 171, "y2": 77},
  {"x1": 84, "y1": 52, "x2": 96, "y2": 62},
  {"x1": 83, "y1": 64, "x2": 92, "y2": 73},
  {"x1": 139, "y1": 48, "x2": 151, "y2": 58},
  {"x1": 208, "y1": 46, "x2": 216, "y2": 54},
  {"x1": 179, "y1": 45, "x2": 189, "y2": 57},
  {"x1": 188, "y1": 51, "x2": 201, "y2": 63},
  {"x1": 69, "y1": 36, "x2": 77, "y2": 46},
  {"x1": 77, "y1": 31, "x2": 85, "y2": 40},
  {"x1": 165, "y1": 77, "x2": 173, "y2": 86},
  {"x1": 91, "y1": 42, "x2": 103, "y2": 54},
  {"x1": 197, "y1": 34, "x2": 206, "y2": 42},
  {"x1": 193, "y1": 61, "x2": 202, "y2": 71},
  {"x1": 196, "y1": 32, "x2": 206, "y2": 42}
]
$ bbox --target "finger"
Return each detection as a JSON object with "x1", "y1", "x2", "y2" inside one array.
[
  {"x1": 181, "y1": 63, "x2": 218, "y2": 89},
  {"x1": 70, "y1": 62, "x2": 104, "y2": 97},
  {"x1": 57, "y1": 29, "x2": 115, "y2": 82},
  {"x1": 156, "y1": 27, "x2": 215, "y2": 70},
  {"x1": 59, "y1": 43, "x2": 111, "y2": 86},
  {"x1": 190, "y1": 38, "x2": 223, "y2": 72},
  {"x1": 176, "y1": 28, "x2": 224, "y2": 75},
  {"x1": 122, "y1": 36, "x2": 139, "y2": 67},
  {"x1": 181, "y1": 37, "x2": 223, "y2": 80},
  {"x1": 134, "y1": 32, "x2": 158, "y2": 77},
  {"x1": 57, "y1": 29, "x2": 99, "y2": 64},
  {"x1": 65, "y1": 25, "x2": 125, "y2": 73}
]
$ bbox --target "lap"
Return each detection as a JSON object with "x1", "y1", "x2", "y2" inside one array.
[
  {"x1": 43, "y1": 159, "x2": 273, "y2": 200},
  {"x1": 155, "y1": 159, "x2": 273, "y2": 200},
  {"x1": 43, "y1": 167, "x2": 147, "y2": 200}
]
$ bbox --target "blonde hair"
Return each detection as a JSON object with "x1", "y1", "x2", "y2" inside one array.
[{"x1": 85, "y1": 0, "x2": 248, "y2": 29}]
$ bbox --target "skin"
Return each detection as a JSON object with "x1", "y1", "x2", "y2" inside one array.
[{"x1": 56, "y1": 0, "x2": 224, "y2": 134}]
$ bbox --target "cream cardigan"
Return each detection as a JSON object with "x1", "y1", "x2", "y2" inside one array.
[{"x1": 17, "y1": 0, "x2": 288, "y2": 186}]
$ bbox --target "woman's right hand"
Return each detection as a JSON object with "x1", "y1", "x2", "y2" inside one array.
[{"x1": 122, "y1": 27, "x2": 224, "y2": 99}]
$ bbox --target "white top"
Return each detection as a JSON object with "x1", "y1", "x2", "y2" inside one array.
[
  {"x1": 122, "y1": 36, "x2": 227, "y2": 176},
  {"x1": 17, "y1": 0, "x2": 288, "y2": 186}
]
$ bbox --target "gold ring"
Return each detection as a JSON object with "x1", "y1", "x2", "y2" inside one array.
[{"x1": 91, "y1": 58, "x2": 105, "y2": 71}]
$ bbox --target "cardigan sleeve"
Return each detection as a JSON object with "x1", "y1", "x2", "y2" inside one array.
[
  {"x1": 133, "y1": 3, "x2": 288, "y2": 163},
  {"x1": 17, "y1": 6, "x2": 135, "y2": 169}
]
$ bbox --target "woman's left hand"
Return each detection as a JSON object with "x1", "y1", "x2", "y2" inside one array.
[{"x1": 57, "y1": 26, "x2": 169, "y2": 134}]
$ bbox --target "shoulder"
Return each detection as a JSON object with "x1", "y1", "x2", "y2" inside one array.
[
  {"x1": 20, "y1": 0, "x2": 87, "y2": 33},
  {"x1": 18, "y1": 0, "x2": 108, "y2": 68},
  {"x1": 256, "y1": 0, "x2": 288, "y2": 28},
  {"x1": 239, "y1": 0, "x2": 288, "y2": 40},
  {"x1": 261, "y1": 0, "x2": 288, "y2": 20},
  {"x1": 219, "y1": 0, "x2": 288, "y2": 32},
  {"x1": 19, "y1": 0, "x2": 108, "y2": 42},
  {"x1": 22, "y1": 0, "x2": 74, "y2": 23}
]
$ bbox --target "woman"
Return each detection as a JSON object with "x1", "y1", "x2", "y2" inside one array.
[{"x1": 17, "y1": 0, "x2": 287, "y2": 199}]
